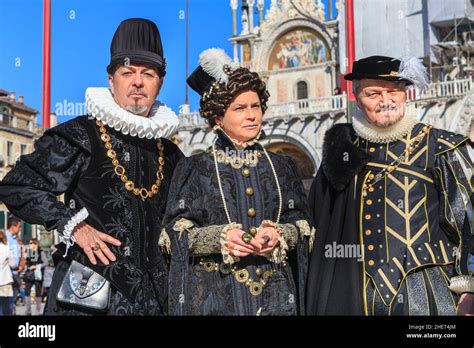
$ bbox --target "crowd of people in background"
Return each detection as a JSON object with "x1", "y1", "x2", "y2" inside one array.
[{"x1": 0, "y1": 216, "x2": 54, "y2": 315}]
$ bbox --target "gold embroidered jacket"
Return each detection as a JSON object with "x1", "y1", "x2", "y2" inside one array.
[{"x1": 356, "y1": 123, "x2": 473, "y2": 306}]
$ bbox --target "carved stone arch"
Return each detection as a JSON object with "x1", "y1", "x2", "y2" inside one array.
[
  {"x1": 190, "y1": 145, "x2": 208, "y2": 155},
  {"x1": 257, "y1": 18, "x2": 336, "y2": 73},
  {"x1": 449, "y1": 92, "x2": 474, "y2": 136},
  {"x1": 260, "y1": 127, "x2": 320, "y2": 176}
]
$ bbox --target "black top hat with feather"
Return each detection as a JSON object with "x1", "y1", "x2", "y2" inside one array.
[
  {"x1": 345, "y1": 55, "x2": 429, "y2": 90},
  {"x1": 187, "y1": 48, "x2": 239, "y2": 100}
]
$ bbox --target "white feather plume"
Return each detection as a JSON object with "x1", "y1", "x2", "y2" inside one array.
[
  {"x1": 199, "y1": 48, "x2": 238, "y2": 84},
  {"x1": 398, "y1": 56, "x2": 430, "y2": 91}
]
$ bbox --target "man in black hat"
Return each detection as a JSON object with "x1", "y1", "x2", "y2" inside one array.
[
  {"x1": 0, "y1": 18, "x2": 183, "y2": 315},
  {"x1": 306, "y1": 55, "x2": 474, "y2": 315}
]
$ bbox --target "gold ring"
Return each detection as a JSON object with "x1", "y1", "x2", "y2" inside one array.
[{"x1": 91, "y1": 242, "x2": 101, "y2": 252}]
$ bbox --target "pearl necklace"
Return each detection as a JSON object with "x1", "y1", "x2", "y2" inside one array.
[
  {"x1": 212, "y1": 142, "x2": 283, "y2": 227},
  {"x1": 213, "y1": 149, "x2": 263, "y2": 169}
]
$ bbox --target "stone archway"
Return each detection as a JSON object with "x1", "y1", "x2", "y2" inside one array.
[
  {"x1": 264, "y1": 141, "x2": 315, "y2": 192},
  {"x1": 258, "y1": 19, "x2": 336, "y2": 73},
  {"x1": 191, "y1": 148, "x2": 206, "y2": 155}
]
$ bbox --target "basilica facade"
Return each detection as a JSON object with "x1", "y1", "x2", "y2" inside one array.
[{"x1": 176, "y1": 0, "x2": 474, "y2": 190}]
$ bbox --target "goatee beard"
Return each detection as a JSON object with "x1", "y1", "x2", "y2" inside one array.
[{"x1": 125, "y1": 105, "x2": 149, "y2": 115}]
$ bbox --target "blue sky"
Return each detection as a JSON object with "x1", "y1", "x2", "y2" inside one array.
[{"x1": 0, "y1": 0, "x2": 336, "y2": 125}]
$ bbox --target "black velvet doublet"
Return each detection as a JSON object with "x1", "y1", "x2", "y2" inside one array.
[
  {"x1": 307, "y1": 123, "x2": 473, "y2": 315},
  {"x1": 0, "y1": 116, "x2": 183, "y2": 315}
]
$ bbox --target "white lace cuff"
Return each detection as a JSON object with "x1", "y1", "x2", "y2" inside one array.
[
  {"x1": 449, "y1": 275, "x2": 474, "y2": 295},
  {"x1": 220, "y1": 223, "x2": 242, "y2": 265},
  {"x1": 60, "y1": 208, "x2": 89, "y2": 257},
  {"x1": 259, "y1": 220, "x2": 288, "y2": 264},
  {"x1": 296, "y1": 220, "x2": 316, "y2": 252},
  {"x1": 159, "y1": 228, "x2": 171, "y2": 255},
  {"x1": 172, "y1": 218, "x2": 194, "y2": 240}
]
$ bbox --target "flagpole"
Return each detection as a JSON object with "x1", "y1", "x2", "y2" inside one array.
[
  {"x1": 42, "y1": 0, "x2": 51, "y2": 129},
  {"x1": 185, "y1": 0, "x2": 189, "y2": 106},
  {"x1": 345, "y1": 0, "x2": 355, "y2": 101}
]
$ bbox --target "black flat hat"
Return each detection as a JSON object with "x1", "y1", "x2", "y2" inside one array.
[
  {"x1": 344, "y1": 56, "x2": 412, "y2": 85},
  {"x1": 107, "y1": 18, "x2": 166, "y2": 76}
]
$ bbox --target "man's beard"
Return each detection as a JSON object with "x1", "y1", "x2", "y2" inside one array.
[
  {"x1": 125, "y1": 88, "x2": 150, "y2": 115},
  {"x1": 125, "y1": 104, "x2": 149, "y2": 115},
  {"x1": 371, "y1": 103, "x2": 405, "y2": 128}
]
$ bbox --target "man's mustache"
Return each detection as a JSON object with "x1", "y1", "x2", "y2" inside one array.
[
  {"x1": 375, "y1": 103, "x2": 400, "y2": 113},
  {"x1": 127, "y1": 89, "x2": 147, "y2": 97}
]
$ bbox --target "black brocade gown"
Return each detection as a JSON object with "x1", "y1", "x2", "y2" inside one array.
[
  {"x1": 0, "y1": 116, "x2": 183, "y2": 315},
  {"x1": 162, "y1": 129, "x2": 313, "y2": 316}
]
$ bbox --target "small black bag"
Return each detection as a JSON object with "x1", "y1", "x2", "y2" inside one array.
[
  {"x1": 56, "y1": 260, "x2": 111, "y2": 312},
  {"x1": 23, "y1": 270, "x2": 35, "y2": 283}
]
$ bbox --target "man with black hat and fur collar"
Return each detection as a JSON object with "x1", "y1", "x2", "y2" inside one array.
[
  {"x1": 306, "y1": 55, "x2": 474, "y2": 315},
  {"x1": 0, "y1": 18, "x2": 183, "y2": 315}
]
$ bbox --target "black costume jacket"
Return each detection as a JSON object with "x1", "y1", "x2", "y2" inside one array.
[
  {"x1": 307, "y1": 122, "x2": 474, "y2": 315},
  {"x1": 162, "y1": 130, "x2": 313, "y2": 315},
  {"x1": 0, "y1": 116, "x2": 183, "y2": 315}
]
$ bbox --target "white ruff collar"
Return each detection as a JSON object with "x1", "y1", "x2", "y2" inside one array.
[
  {"x1": 85, "y1": 87, "x2": 179, "y2": 139},
  {"x1": 352, "y1": 105, "x2": 419, "y2": 144}
]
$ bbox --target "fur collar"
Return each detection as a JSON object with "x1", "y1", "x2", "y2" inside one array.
[
  {"x1": 322, "y1": 124, "x2": 370, "y2": 191},
  {"x1": 85, "y1": 87, "x2": 179, "y2": 139},
  {"x1": 352, "y1": 104, "x2": 419, "y2": 144}
]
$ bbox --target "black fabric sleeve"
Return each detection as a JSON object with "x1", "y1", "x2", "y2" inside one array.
[{"x1": 0, "y1": 119, "x2": 91, "y2": 233}]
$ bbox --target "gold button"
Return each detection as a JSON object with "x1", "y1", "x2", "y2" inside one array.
[
  {"x1": 368, "y1": 260, "x2": 375, "y2": 266},
  {"x1": 368, "y1": 186, "x2": 375, "y2": 192},
  {"x1": 249, "y1": 226, "x2": 257, "y2": 235},
  {"x1": 245, "y1": 187, "x2": 254, "y2": 196},
  {"x1": 366, "y1": 199, "x2": 373, "y2": 205},
  {"x1": 369, "y1": 147, "x2": 376, "y2": 153},
  {"x1": 248, "y1": 208, "x2": 256, "y2": 217},
  {"x1": 365, "y1": 214, "x2": 371, "y2": 220},
  {"x1": 365, "y1": 229, "x2": 372, "y2": 236},
  {"x1": 368, "y1": 174, "x2": 375, "y2": 180},
  {"x1": 368, "y1": 245, "x2": 374, "y2": 251},
  {"x1": 242, "y1": 168, "x2": 250, "y2": 177}
]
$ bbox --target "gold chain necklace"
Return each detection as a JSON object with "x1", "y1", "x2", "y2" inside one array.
[
  {"x1": 96, "y1": 120, "x2": 165, "y2": 200},
  {"x1": 362, "y1": 124, "x2": 431, "y2": 196}
]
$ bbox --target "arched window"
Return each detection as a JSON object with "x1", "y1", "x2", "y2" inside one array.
[{"x1": 297, "y1": 81, "x2": 308, "y2": 100}]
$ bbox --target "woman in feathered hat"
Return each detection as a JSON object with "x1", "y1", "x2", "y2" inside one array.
[{"x1": 161, "y1": 49, "x2": 314, "y2": 315}]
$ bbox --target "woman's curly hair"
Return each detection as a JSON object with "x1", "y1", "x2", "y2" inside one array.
[{"x1": 200, "y1": 67, "x2": 270, "y2": 127}]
